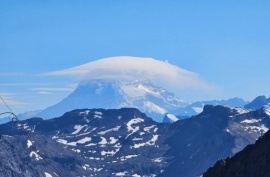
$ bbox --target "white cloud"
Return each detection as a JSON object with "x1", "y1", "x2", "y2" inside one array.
[
  {"x1": 0, "y1": 83, "x2": 49, "y2": 86},
  {"x1": 31, "y1": 88, "x2": 74, "y2": 91},
  {"x1": 0, "y1": 92, "x2": 16, "y2": 97},
  {"x1": 0, "y1": 99, "x2": 28, "y2": 107},
  {"x1": 0, "y1": 72, "x2": 26, "y2": 76},
  {"x1": 0, "y1": 94, "x2": 28, "y2": 108},
  {"x1": 36, "y1": 91, "x2": 53, "y2": 95},
  {"x1": 41, "y1": 56, "x2": 216, "y2": 91}
]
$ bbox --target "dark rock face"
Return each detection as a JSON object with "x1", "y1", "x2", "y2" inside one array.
[
  {"x1": 244, "y1": 95, "x2": 270, "y2": 110},
  {"x1": 158, "y1": 105, "x2": 235, "y2": 177},
  {"x1": 203, "y1": 130, "x2": 270, "y2": 177},
  {"x1": 0, "y1": 106, "x2": 269, "y2": 177}
]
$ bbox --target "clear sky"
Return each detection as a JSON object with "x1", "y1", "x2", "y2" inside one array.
[{"x1": 1, "y1": 0, "x2": 270, "y2": 114}]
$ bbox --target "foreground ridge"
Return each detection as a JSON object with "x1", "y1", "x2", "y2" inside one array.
[
  {"x1": 203, "y1": 129, "x2": 270, "y2": 177},
  {"x1": 0, "y1": 106, "x2": 269, "y2": 177}
]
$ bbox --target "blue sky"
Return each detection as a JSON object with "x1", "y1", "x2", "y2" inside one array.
[{"x1": 1, "y1": 1, "x2": 270, "y2": 114}]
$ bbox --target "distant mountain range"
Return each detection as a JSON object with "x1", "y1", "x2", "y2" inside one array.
[
  {"x1": 0, "y1": 105, "x2": 269, "y2": 177},
  {"x1": 244, "y1": 95, "x2": 270, "y2": 110},
  {"x1": 162, "y1": 97, "x2": 248, "y2": 123},
  {"x1": 14, "y1": 79, "x2": 253, "y2": 123}
]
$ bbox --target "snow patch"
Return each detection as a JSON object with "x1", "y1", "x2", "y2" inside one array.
[
  {"x1": 109, "y1": 137, "x2": 118, "y2": 144},
  {"x1": 44, "y1": 172, "x2": 53, "y2": 177},
  {"x1": 71, "y1": 148, "x2": 81, "y2": 153},
  {"x1": 77, "y1": 137, "x2": 92, "y2": 144},
  {"x1": 264, "y1": 108, "x2": 270, "y2": 116},
  {"x1": 121, "y1": 155, "x2": 138, "y2": 159},
  {"x1": 132, "y1": 174, "x2": 141, "y2": 177},
  {"x1": 132, "y1": 135, "x2": 159, "y2": 148},
  {"x1": 115, "y1": 171, "x2": 128, "y2": 176},
  {"x1": 132, "y1": 137, "x2": 143, "y2": 141},
  {"x1": 144, "y1": 101, "x2": 166, "y2": 114},
  {"x1": 56, "y1": 139, "x2": 77, "y2": 146},
  {"x1": 137, "y1": 84, "x2": 161, "y2": 97},
  {"x1": 127, "y1": 118, "x2": 145, "y2": 132},
  {"x1": 241, "y1": 119, "x2": 261, "y2": 124},
  {"x1": 152, "y1": 157, "x2": 163, "y2": 163},
  {"x1": 56, "y1": 139, "x2": 67, "y2": 144},
  {"x1": 27, "y1": 140, "x2": 33, "y2": 148},
  {"x1": 94, "y1": 115, "x2": 102, "y2": 119},
  {"x1": 166, "y1": 114, "x2": 179, "y2": 122},
  {"x1": 71, "y1": 125, "x2": 85, "y2": 135},
  {"x1": 126, "y1": 118, "x2": 144, "y2": 138},
  {"x1": 147, "y1": 135, "x2": 159, "y2": 145},
  {"x1": 121, "y1": 82, "x2": 161, "y2": 99},
  {"x1": 99, "y1": 137, "x2": 108, "y2": 145},
  {"x1": 144, "y1": 125, "x2": 156, "y2": 132},
  {"x1": 192, "y1": 107, "x2": 203, "y2": 114},
  {"x1": 133, "y1": 143, "x2": 146, "y2": 149},
  {"x1": 98, "y1": 126, "x2": 121, "y2": 135},
  {"x1": 95, "y1": 111, "x2": 103, "y2": 115},
  {"x1": 30, "y1": 151, "x2": 42, "y2": 161},
  {"x1": 82, "y1": 164, "x2": 90, "y2": 170},
  {"x1": 80, "y1": 110, "x2": 90, "y2": 115},
  {"x1": 85, "y1": 143, "x2": 97, "y2": 147},
  {"x1": 234, "y1": 108, "x2": 250, "y2": 114},
  {"x1": 101, "y1": 149, "x2": 120, "y2": 156},
  {"x1": 244, "y1": 124, "x2": 269, "y2": 133}
]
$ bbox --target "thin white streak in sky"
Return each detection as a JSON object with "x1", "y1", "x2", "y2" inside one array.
[
  {"x1": 0, "y1": 83, "x2": 49, "y2": 86},
  {"x1": 36, "y1": 92, "x2": 53, "y2": 95},
  {"x1": 0, "y1": 72, "x2": 27, "y2": 76},
  {"x1": 30, "y1": 88, "x2": 74, "y2": 91},
  {"x1": 0, "y1": 99, "x2": 28, "y2": 107}
]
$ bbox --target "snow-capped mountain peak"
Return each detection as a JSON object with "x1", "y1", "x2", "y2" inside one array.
[{"x1": 36, "y1": 79, "x2": 189, "y2": 122}]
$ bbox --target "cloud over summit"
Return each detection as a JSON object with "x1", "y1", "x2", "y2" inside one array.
[{"x1": 42, "y1": 56, "x2": 214, "y2": 91}]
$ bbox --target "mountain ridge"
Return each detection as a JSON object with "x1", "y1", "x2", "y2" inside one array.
[
  {"x1": 244, "y1": 95, "x2": 270, "y2": 110},
  {"x1": 1, "y1": 105, "x2": 270, "y2": 177}
]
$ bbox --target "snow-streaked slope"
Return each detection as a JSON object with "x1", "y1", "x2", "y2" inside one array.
[
  {"x1": 1, "y1": 106, "x2": 270, "y2": 177},
  {"x1": 163, "y1": 113, "x2": 179, "y2": 123}
]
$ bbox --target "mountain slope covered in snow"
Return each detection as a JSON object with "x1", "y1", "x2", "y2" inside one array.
[{"x1": 36, "y1": 79, "x2": 189, "y2": 122}]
